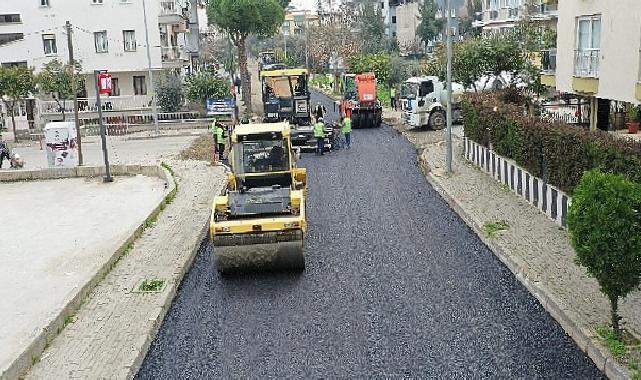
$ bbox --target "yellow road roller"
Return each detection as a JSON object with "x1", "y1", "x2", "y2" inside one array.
[{"x1": 210, "y1": 122, "x2": 307, "y2": 273}]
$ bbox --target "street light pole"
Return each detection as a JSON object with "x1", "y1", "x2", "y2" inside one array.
[
  {"x1": 445, "y1": 0, "x2": 453, "y2": 174},
  {"x1": 94, "y1": 70, "x2": 113, "y2": 183},
  {"x1": 142, "y1": 0, "x2": 160, "y2": 135},
  {"x1": 305, "y1": 10, "x2": 309, "y2": 72},
  {"x1": 65, "y1": 21, "x2": 83, "y2": 166}
]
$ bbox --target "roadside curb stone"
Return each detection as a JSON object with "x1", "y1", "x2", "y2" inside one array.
[
  {"x1": 0, "y1": 164, "x2": 176, "y2": 380},
  {"x1": 404, "y1": 122, "x2": 637, "y2": 379},
  {"x1": 21, "y1": 160, "x2": 226, "y2": 380}
]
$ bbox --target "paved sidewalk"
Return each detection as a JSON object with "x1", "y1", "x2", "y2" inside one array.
[
  {"x1": 3, "y1": 134, "x2": 198, "y2": 170},
  {"x1": 25, "y1": 160, "x2": 226, "y2": 379},
  {"x1": 0, "y1": 176, "x2": 166, "y2": 379},
  {"x1": 388, "y1": 118, "x2": 640, "y2": 378}
]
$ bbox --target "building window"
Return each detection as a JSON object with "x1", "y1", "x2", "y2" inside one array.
[
  {"x1": 0, "y1": 14, "x2": 21, "y2": 24},
  {"x1": 111, "y1": 78, "x2": 120, "y2": 96},
  {"x1": 42, "y1": 34, "x2": 57, "y2": 55},
  {"x1": 391, "y1": 16, "x2": 396, "y2": 23},
  {"x1": 574, "y1": 15, "x2": 601, "y2": 77},
  {"x1": 0, "y1": 33, "x2": 24, "y2": 46},
  {"x1": 133, "y1": 76, "x2": 147, "y2": 95},
  {"x1": 123, "y1": 30, "x2": 136, "y2": 52},
  {"x1": 40, "y1": 0, "x2": 49, "y2": 6},
  {"x1": 92, "y1": 0, "x2": 103, "y2": 3},
  {"x1": 94, "y1": 31, "x2": 108, "y2": 53}
]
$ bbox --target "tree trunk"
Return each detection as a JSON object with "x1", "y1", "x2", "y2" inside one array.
[
  {"x1": 8, "y1": 101, "x2": 18, "y2": 142},
  {"x1": 61, "y1": 100, "x2": 66, "y2": 121},
  {"x1": 237, "y1": 36, "x2": 251, "y2": 114},
  {"x1": 610, "y1": 294, "x2": 621, "y2": 337}
]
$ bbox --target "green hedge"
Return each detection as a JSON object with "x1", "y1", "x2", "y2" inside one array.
[{"x1": 463, "y1": 92, "x2": 641, "y2": 193}]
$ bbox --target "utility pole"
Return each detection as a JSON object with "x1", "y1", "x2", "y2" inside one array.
[
  {"x1": 445, "y1": 0, "x2": 453, "y2": 174},
  {"x1": 66, "y1": 21, "x2": 83, "y2": 166},
  {"x1": 142, "y1": 0, "x2": 160, "y2": 135},
  {"x1": 305, "y1": 10, "x2": 309, "y2": 72},
  {"x1": 94, "y1": 70, "x2": 113, "y2": 183},
  {"x1": 283, "y1": 29, "x2": 288, "y2": 60}
]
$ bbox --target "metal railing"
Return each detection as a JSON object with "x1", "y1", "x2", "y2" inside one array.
[
  {"x1": 161, "y1": 46, "x2": 186, "y2": 62},
  {"x1": 38, "y1": 95, "x2": 153, "y2": 115},
  {"x1": 574, "y1": 49, "x2": 600, "y2": 77},
  {"x1": 540, "y1": 102, "x2": 590, "y2": 126},
  {"x1": 541, "y1": 49, "x2": 557, "y2": 73}
]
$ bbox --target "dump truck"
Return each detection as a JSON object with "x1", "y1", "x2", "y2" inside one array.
[
  {"x1": 210, "y1": 122, "x2": 308, "y2": 273},
  {"x1": 340, "y1": 73, "x2": 382, "y2": 128},
  {"x1": 261, "y1": 68, "x2": 333, "y2": 151},
  {"x1": 400, "y1": 76, "x2": 464, "y2": 130}
]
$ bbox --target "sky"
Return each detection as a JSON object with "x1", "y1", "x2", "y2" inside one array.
[{"x1": 290, "y1": 0, "x2": 318, "y2": 11}]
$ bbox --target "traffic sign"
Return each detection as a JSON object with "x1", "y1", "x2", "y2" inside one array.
[{"x1": 98, "y1": 73, "x2": 112, "y2": 95}]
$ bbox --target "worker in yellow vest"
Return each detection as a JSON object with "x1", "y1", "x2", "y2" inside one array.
[
  {"x1": 314, "y1": 118, "x2": 325, "y2": 156},
  {"x1": 342, "y1": 116, "x2": 352, "y2": 149},
  {"x1": 211, "y1": 122, "x2": 225, "y2": 160}
]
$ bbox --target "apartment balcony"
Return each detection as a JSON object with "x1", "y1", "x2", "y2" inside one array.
[
  {"x1": 529, "y1": 2, "x2": 558, "y2": 20},
  {"x1": 573, "y1": 50, "x2": 600, "y2": 94},
  {"x1": 540, "y1": 48, "x2": 556, "y2": 87},
  {"x1": 161, "y1": 46, "x2": 188, "y2": 68},
  {"x1": 38, "y1": 95, "x2": 153, "y2": 116},
  {"x1": 159, "y1": 0, "x2": 189, "y2": 24}
]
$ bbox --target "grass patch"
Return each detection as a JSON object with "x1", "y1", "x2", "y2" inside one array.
[
  {"x1": 63, "y1": 314, "x2": 75, "y2": 327},
  {"x1": 161, "y1": 161, "x2": 179, "y2": 199},
  {"x1": 595, "y1": 324, "x2": 641, "y2": 376},
  {"x1": 139, "y1": 279, "x2": 165, "y2": 292},
  {"x1": 483, "y1": 220, "x2": 510, "y2": 238},
  {"x1": 180, "y1": 135, "x2": 215, "y2": 163}
]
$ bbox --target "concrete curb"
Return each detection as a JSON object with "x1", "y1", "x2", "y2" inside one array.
[
  {"x1": 127, "y1": 221, "x2": 210, "y2": 378},
  {"x1": 1, "y1": 165, "x2": 177, "y2": 380},
  {"x1": 0, "y1": 164, "x2": 167, "y2": 183},
  {"x1": 415, "y1": 153, "x2": 632, "y2": 380},
  {"x1": 125, "y1": 130, "x2": 209, "y2": 141}
]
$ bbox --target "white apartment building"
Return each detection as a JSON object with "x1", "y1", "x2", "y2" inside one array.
[
  {"x1": 475, "y1": 0, "x2": 557, "y2": 34},
  {"x1": 542, "y1": 0, "x2": 641, "y2": 130},
  {"x1": 0, "y1": 0, "x2": 200, "y2": 133}
]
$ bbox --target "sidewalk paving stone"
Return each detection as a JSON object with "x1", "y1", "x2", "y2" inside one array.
[{"x1": 24, "y1": 160, "x2": 226, "y2": 379}]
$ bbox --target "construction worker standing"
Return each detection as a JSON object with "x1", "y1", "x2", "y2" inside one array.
[
  {"x1": 342, "y1": 115, "x2": 352, "y2": 149},
  {"x1": 390, "y1": 86, "x2": 397, "y2": 111},
  {"x1": 215, "y1": 123, "x2": 226, "y2": 160},
  {"x1": 314, "y1": 117, "x2": 325, "y2": 155}
]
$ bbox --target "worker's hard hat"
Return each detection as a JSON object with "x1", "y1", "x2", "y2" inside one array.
[{"x1": 318, "y1": 117, "x2": 323, "y2": 122}]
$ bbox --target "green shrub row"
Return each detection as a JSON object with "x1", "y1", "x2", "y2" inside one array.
[{"x1": 462, "y1": 92, "x2": 641, "y2": 193}]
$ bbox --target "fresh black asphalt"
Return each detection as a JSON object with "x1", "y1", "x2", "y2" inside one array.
[{"x1": 136, "y1": 91, "x2": 602, "y2": 378}]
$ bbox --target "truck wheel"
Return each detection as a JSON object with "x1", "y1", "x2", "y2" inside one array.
[{"x1": 428, "y1": 110, "x2": 446, "y2": 130}]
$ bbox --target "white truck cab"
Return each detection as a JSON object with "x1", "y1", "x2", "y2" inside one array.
[{"x1": 400, "y1": 76, "x2": 463, "y2": 130}]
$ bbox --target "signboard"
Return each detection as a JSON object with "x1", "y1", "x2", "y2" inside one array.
[
  {"x1": 206, "y1": 98, "x2": 235, "y2": 115},
  {"x1": 44, "y1": 122, "x2": 78, "y2": 167},
  {"x1": 98, "y1": 73, "x2": 112, "y2": 95}
]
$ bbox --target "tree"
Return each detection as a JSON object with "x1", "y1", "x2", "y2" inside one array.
[
  {"x1": 417, "y1": 0, "x2": 444, "y2": 46},
  {"x1": 185, "y1": 72, "x2": 229, "y2": 109},
  {"x1": 208, "y1": 0, "x2": 289, "y2": 113},
  {"x1": 155, "y1": 73, "x2": 184, "y2": 113},
  {"x1": 356, "y1": 0, "x2": 397, "y2": 54},
  {"x1": 459, "y1": 0, "x2": 482, "y2": 37},
  {"x1": 37, "y1": 59, "x2": 83, "y2": 122},
  {"x1": 0, "y1": 66, "x2": 36, "y2": 141},
  {"x1": 308, "y1": 23, "x2": 360, "y2": 72},
  {"x1": 346, "y1": 53, "x2": 392, "y2": 85},
  {"x1": 358, "y1": 1, "x2": 385, "y2": 52},
  {"x1": 568, "y1": 169, "x2": 641, "y2": 337}
]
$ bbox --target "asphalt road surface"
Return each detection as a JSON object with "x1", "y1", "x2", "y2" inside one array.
[{"x1": 137, "y1": 91, "x2": 602, "y2": 378}]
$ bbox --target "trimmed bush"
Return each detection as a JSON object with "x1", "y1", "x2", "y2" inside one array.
[
  {"x1": 568, "y1": 169, "x2": 641, "y2": 335},
  {"x1": 463, "y1": 92, "x2": 641, "y2": 193}
]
